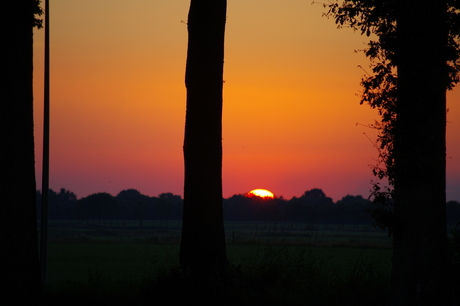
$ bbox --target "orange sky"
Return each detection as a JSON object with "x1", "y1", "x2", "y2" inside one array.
[{"x1": 32, "y1": 0, "x2": 460, "y2": 201}]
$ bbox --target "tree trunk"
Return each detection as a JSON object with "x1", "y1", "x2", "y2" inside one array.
[
  {"x1": 0, "y1": 1, "x2": 42, "y2": 305},
  {"x1": 391, "y1": 1, "x2": 450, "y2": 305},
  {"x1": 180, "y1": 0, "x2": 228, "y2": 278}
]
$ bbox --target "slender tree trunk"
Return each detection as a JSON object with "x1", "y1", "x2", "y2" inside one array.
[
  {"x1": 391, "y1": 1, "x2": 450, "y2": 305},
  {"x1": 0, "y1": 1, "x2": 42, "y2": 305},
  {"x1": 180, "y1": 0, "x2": 228, "y2": 278}
]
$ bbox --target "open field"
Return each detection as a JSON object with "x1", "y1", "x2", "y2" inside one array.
[
  {"x1": 39, "y1": 220, "x2": 397, "y2": 305},
  {"x1": 43, "y1": 220, "x2": 392, "y2": 285},
  {"x1": 43, "y1": 220, "x2": 393, "y2": 247},
  {"x1": 40, "y1": 219, "x2": 460, "y2": 306}
]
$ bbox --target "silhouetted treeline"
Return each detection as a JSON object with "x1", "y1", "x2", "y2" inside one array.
[
  {"x1": 36, "y1": 188, "x2": 460, "y2": 225},
  {"x1": 223, "y1": 189, "x2": 373, "y2": 224},
  {"x1": 36, "y1": 188, "x2": 183, "y2": 224}
]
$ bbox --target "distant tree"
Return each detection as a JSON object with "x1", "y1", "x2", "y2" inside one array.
[
  {"x1": 180, "y1": 0, "x2": 228, "y2": 279},
  {"x1": 285, "y1": 196, "x2": 312, "y2": 222},
  {"x1": 76, "y1": 193, "x2": 117, "y2": 225},
  {"x1": 116, "y1": 189, "x2": 152, "y2": 223},
  {"x1": 325, "y1": 1, "x2": 456, "y2": 304},
  {"x1": 36, "y1": 188, "x2": 77, "y2": 220},
  {"x1": 303, "y1": 188, "x2": 327, "y2": 199},
  {"x1": 246, "y1": 196, "x2": 281, "y2": 222},
  {"x1": 0, "y1": 1, "x2": 43, "y2": 304},
  {"x1": 301, "y1": 188, "x2": 334, "y2": 222},
  {"x1": 159, "y1": 192, "x2": 181, "y2": 202},
  {"x1": 56, "y1": 188, "x2": 77, "y2": 204},
  {"x1": 134, "y1": 199, "x2": 147, "y2": 228},
  {"x1": 447, "y1": 200, "x2": 460, "y2": 225},
  {"x1": 116, "y1": 188, "x2": 144, "y2": 202},
  {"x1": 335, "y1": 195, "x2": 372, "y2": 224},
  {"x1": 56, "y1": 188, "x2": 77, "y2": 219},
  {"x1": 223, "y1": 194, "x2": 255, "y2": 221},
  {"x1": 157, "y1": 193, "x2": 183, "y2": 220}
]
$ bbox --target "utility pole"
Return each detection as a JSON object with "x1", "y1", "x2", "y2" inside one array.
[{"x1": 40, "y1": 0, "x2": 50, "y2": 287}]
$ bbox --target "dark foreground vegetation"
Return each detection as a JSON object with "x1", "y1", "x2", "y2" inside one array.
[
  {"x1": 44, "y1": 248, "x2": 391, "y2": 306},
  {"x1": 39, "y1": 220, "x2": 459, "y2": 306}
]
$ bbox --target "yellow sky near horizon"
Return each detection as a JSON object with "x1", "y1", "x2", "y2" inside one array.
[{"x1": 32, "y1": 0, "x2": 460, "y2": 201}]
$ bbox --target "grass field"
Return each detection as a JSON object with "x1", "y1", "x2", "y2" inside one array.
[
  {"x1": 42, "y1": 220, "x2": 393, "y2": 305},
  {"x1": 44, "y1": 220, "x2": 391, "y2": 282}
]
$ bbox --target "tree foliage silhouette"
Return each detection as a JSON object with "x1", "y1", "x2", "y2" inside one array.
[
  {"x1": 0, "y1": 1, "x2": 43, "y2": 305},
  {"x1": 180, "y1": 0, "x2": 228, "y2": 279},
  {"x1": 392, "y1": 2, "x2": 450, "y2": 304},
  {"x1": 325, "y1": 1, "x2": 458, "y2": 304},
  {"x1": 325, "y1": 0, "x2": 460, "y2": 232}
]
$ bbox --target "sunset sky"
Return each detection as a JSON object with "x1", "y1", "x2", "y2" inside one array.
[{"x1": 32, "y1": 0, "x2": 460, "y2": 202}]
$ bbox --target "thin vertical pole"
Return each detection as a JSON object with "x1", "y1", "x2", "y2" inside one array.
[{"x1": 40, "y1": 0, "x2": 50, "y2": 287}]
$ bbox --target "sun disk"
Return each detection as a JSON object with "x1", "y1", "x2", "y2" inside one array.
[{"x1": 246, "y1": 189, "x2": 275, "y2": 199}]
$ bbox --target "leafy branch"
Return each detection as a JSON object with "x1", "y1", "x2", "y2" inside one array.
[{"x1": 322, "y1": 0, "x2": 460, "y2": 234}]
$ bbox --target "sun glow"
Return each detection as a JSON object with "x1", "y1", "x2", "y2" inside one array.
[{"x1": 246, "y1": 189, "x2": 275, "y2": 199}]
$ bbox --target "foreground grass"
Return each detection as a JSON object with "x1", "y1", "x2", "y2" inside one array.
[
  {"x1": 44, "y1": 243, "x2": 391, "y2": 305},
  {"x1": 44, "y1": 246, "x2": 390, "y2": 306},
  {"x1": 45, "y1": 241, "x2": 391, "y2": 284},
  {"x1": 42, "y1": 221, "x2": 391, "y2": 305}
]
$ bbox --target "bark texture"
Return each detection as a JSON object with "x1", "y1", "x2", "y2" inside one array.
[
  {"x1": 0, "y1": 1, "x2": 42, "y2": 305},
  {"x1": 180, "y1": 0, "x2": 228, "y2": 278},
  {"x1": 391, "y1": 1, "x2": 450, "y2": 305}
]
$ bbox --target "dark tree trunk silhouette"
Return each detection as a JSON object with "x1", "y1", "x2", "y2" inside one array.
[
  {"x1": 180, "y1": 0, "x2": 228, "y2": 278},
  {"x1": 0, "y1": 1, "x2": 42, "y2": 305},
  {"x1": 391, "y1": 1, "x2": 450, "y2": 305}
]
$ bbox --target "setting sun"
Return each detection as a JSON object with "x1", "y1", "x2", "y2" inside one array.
[
  {"x1": 30, "y1": 1, "x2": 460, "y2": 202},
  {"x1": 246, "y1": 189, "x2": 275, "y2": 199}
]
